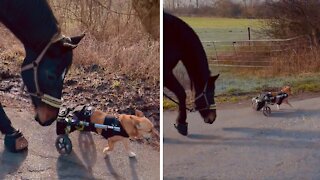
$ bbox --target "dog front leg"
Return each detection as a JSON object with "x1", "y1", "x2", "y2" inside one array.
[
  {"x1": 284, "y1": 99, "x2": 293, "y2": 108},
  {"x1": 123, "y1": 138, "x2": 136, "y2": 158},
  {"x1": 103, "y1": 139, "x2": 115, "y2": 155}
]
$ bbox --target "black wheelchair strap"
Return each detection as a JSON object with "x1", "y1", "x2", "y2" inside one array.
[{"x1": 101, "y1": 116, "x2": 129, "y2": 139}]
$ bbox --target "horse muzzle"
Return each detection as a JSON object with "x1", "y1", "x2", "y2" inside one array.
[
  {"x1": 204, "y1": 110, "x2": 217, "y2": 124},
  {"x1": 34, "y1": 103, "x2": 59, "y2": 126}
]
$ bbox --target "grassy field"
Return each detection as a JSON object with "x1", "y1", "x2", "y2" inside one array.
[
  {"x1": 177, "y1": 17, "x2": 267, "y2": 58},
  {"x1": 165, "y1": 17, "x2": 320, "y2": 110},
  {"x1": 180, "y1": 17, "x2": 264, "y2": 41},
  {"x1": 164, "y1": 73, "x2": 320, "y2": 110}
]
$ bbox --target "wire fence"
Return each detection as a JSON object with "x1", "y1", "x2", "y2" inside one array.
[{"x1": 202, "y1": 35, "x2": 313, "y2": 68}]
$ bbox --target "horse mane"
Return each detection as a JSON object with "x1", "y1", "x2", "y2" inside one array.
[
  {"x1": 0, "y1": 0, "x2": 60, "y2": 52},
  {"x1": 168, "y1": 13, "x2": 210, "y2": 93}
]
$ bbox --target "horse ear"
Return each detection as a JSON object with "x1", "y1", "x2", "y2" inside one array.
[
  {"x1": 62, "y1": 43, "x2": 77, "y2": 49},
  {"x1": 213, "y1": 74, "x2": 220, "y2": 80},
  {"x1": 70, "y1": 33, "x2": 85, "y2": 45},
  {"x1": 209, "y1": 74, "x2": 220, "y2": 82}
]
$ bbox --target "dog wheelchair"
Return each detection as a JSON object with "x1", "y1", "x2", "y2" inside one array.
[
  {"x1": 55, "y1": 106, "x2": 121, "y2": 155},
  {"x1": 251, "y1": 92, "x2": 288, "y2": 116}
]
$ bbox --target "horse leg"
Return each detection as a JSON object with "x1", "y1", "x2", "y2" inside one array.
[
  {"x1": 0, "y1": 103, "x2": 28, "y2": 152},
  {"x1": 165, "y1": 73, "x2": 188, "y2": 135}
]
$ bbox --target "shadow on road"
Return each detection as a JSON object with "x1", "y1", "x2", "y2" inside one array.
[
  {"x1": 188, "y1": 134, "x2": 222, "y2": 140},
  {"x1": 104, "y1": 156, "x2": 122, "y2": 180},
  {"x1": 104, "y1": 156, "x2": 139, "y2": 180},
  {"x1": 0, "y1": 149, "x2": 28, "y2": 179},
  {"x1": 57, "y1": 151, "x2": 95, "y2": 179},
  {"x1": 269, "y1": 108, "x2": 320, "y2": 119},
  {"x1": 164, "y1": 127, "x2": 320, "y2": 150},
  {"x1": 78, "y1": 132, "x2": 97, "y2": 173},
  {"x1": 223, "y1": 127, "x2": 320, "y2": 140},
  {"x1": 129, "y1": 157, "x2": 139, "y2": 180}
]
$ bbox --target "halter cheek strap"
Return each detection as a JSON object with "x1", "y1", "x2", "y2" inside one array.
[
  {"x1": 21, "y1": 33, "x2": 63, "y2": 109},
  {"x1": 194, "y1": 81, "x2": 217, "y2": 111}
]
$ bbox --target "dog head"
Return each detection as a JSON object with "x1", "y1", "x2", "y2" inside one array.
[
  {"x1": 281, "y1": 86, "x2": 292, "y2": 95},
  {"x1": 129, "y1": 110, "x2": 157, "y2": 140}
]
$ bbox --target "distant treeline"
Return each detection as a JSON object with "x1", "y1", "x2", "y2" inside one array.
[
  {"x1": 166, "y1": 0, "x2": 320, "y2": 45},
  {"x1": 164, "y1": 0, "x2": 271, "y2": 18}
]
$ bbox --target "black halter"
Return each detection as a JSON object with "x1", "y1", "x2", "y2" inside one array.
[
  {"x1": 193, "y1": 81, "x2": 216, "y2": 111},
  {"x1": 21, "y1": 33, "x2": 63, "y2": 108},
  {"x1": 164, "y1": 80, "x2": 217, "y2": 112}
]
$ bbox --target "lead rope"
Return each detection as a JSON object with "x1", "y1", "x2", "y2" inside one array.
[
  {"x1": 163, "y1": 93, "x2": 195, "y2": 112},
  {"x1": 164, "y1": 81, "x2": 217, "y2": 112}
]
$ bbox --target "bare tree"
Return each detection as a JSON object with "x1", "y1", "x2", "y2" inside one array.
[
  {"x1": 264, "y1": 0, "x2": 320, "y2": 46},
  {"x1": 132, "y1": 0, "x2": 159, "y2": 40}
]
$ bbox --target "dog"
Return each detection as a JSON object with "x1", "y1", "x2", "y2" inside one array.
[
  {"x1": 270, "y1": 86, "x2": 293, "y2": 110},
  {"x1": 87, "y1": 109, "x2": 158, "y2": 158}
]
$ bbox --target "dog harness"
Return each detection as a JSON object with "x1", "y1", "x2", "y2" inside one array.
[
  {"x1": 56, "y1": 106, "x2": 129, "y2": 139},
  {"x1": 101, "y1": 116, "x2": 129, "y2": 139},
  {"x1": 254, "y1": 92, "x2": 288, "y2": 111},
  {"x1": 274, "y1": 92, "x2": 288, "y2": 105}
]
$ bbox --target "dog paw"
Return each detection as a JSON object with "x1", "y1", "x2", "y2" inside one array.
[
  {"x1": 128, "y1": 151, "x2": 136, "y2": 158},
  {"x1": 103, "y1": 147, "x2": 111, "y2": 155}
]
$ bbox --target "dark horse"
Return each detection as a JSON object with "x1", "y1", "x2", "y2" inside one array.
[
  {"x1": 164, "y1": 12, "x2": 219, "y2": 136},
  {"x1": 0, "y1": 0, "x2": 84, "y2": 152}
]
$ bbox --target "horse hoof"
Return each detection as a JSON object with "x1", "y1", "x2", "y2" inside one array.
[
  {"x1": 174, "y1": 123, "x2": 188, "y2": 136},
  {"x1": 204, "y1": 119, "x2": 215, "y2": 124},
  {"x1": 4, "y1": 130, "x2": 28, "y2": 153}
]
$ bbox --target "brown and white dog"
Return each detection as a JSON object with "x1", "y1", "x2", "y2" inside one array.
[
  {"x1": 270, "y1": 86, "x2": 293, "y2": 110},
  {"x1": 89, "y1": 110, "x2": 158, "y2": 157}
]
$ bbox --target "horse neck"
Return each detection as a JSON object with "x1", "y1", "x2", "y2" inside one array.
[
  {"x1": 0, "y1": 0, "x2": 59, "y2": 54},
  {"x1": 181, "y1": 43, "x2": 210, "y2": 96}
]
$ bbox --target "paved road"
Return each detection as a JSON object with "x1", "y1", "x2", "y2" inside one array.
[
  {"x1": 164, "y1": 97, "x2": 320, "y2": 180},
  {"x1": 0, "y1": 108, "x2": 159, "y2": 180}
]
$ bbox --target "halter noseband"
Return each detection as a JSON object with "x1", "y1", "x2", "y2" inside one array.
[
  {"x1": 21, "y1": 33, "x2": 63, "y2": 109},
  {"x1": 194, "y1": 80, "x2": 217, "y2": 111}
]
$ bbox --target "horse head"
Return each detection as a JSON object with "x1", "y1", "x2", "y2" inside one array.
[
  {"x1": 21, "y1": 34, "x2": 85, "y2": 126},
  {"x1": 195, "y1": 74, "x2": 219, "y2": 124}
]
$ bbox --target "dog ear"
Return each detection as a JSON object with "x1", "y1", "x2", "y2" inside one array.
[
  {"x1": 135, "y1": 122, "x2": 142, "y2": 129},
  {"x1": 130, "y1": 115, "x2": 142, "y2": 129},
  {"x1": 135, "y1": 110, "x2": 144, "y2": 117}
]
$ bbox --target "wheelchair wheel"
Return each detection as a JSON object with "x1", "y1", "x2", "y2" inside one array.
[
  {"x1": 55, "y1": 135, "x2": 72, "y2": 155},
  {"x1": 263, "y1": 106, "x2": 271, "y2": 116}
]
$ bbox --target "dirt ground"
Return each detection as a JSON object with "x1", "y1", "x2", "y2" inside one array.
[{"x1": 0, "y1": 51, "x2": 160, "y2": 179}]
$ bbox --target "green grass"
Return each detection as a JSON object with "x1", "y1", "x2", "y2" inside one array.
[
  {"x1": 179, "y1": 17, "x2": 264, "y2": 42},
  {"x1": 163, "y1": 73, "x2": 320, "y2": 110},
  {"x1": 163, "y1": 98, "x2": 178, "y2": 110},
  {"x1": 176, "y1": 17, "x2": 267, "y2": 57},
  {"x1": 180, "y1": 17, "x2": 263, "y2": 29},
  {"x1": 292, "y1": 80, "x2": 320, "y2": 93}
]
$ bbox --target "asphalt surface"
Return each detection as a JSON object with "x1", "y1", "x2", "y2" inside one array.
[
  {"x1": 0, "y1": 108, "x2": 159, "y2": 180},
  {"x1": 164, "y1": 96, "x2": 320, "y2": 180}
]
